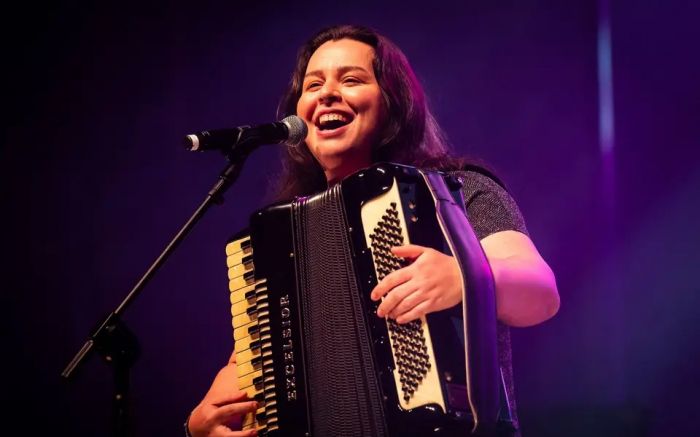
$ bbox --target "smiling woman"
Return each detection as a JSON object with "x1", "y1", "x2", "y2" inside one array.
[
  {"x1": 296, "y1": 39, "x2": 386, "y2": 183},
  {"x1": 187, "y1": 25, "x2": 559, "y2": 437},
  {"x1": 275, "y1": 25, "x2": 457, "y2": 201}
]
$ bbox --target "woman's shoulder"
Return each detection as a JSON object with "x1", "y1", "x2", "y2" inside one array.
[
  {"x1": 424, "y1": 157, "x2": 508, "y2": 193},
  {"x1": 449, "y1": 164, "x2": 507, "y2": 192},
  {"x1": 431, "y1": 161, "x2": 529, "y2": 239}
]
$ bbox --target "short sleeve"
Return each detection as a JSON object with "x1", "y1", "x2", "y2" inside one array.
[{"x1": 452, "y1": 170, "x2": 529, "y2": 240}]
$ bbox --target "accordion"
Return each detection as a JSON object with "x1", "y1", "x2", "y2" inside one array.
[{"x1": 226, "y1": 163, "x2": 514, "y2": 436}]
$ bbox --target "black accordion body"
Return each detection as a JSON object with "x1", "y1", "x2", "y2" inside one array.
[{"x1": 226, "y1": 163, "x2": 515, "y2": 436}]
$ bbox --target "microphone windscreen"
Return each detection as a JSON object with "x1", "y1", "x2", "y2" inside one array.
[{"x1": 282, "y1": 115, "x2": 307, "y2": 147}]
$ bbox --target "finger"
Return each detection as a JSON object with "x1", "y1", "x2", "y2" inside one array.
[
  {"x1": 218, "y1": 426, "x2": 258, "y2": 437},
  {"x1": 216, "y1": 400, "x2": 258, "y2": 422},
  {"x1": 391, "y1": 244, "x2": 428, "y2": 259},
  {"x1": 377, "y1": 281, "x2": 417, "y2": 318},
  {"x1": 210, "y1": 391, "x2": 249, "y2": 408},
  {"x1": 389, "y1": 289, "x2": 424, "y2": 320},
  {"x1": 228, "y1": 349, "x2": 237, "y2": 364},
  {"x1": 206, "y1": 363, "x2": 241, "y2": 401},
  {"x1": 396, "y1": 301, "x2": 432, "y2": 324},
  {"x1": 230, "y1": 430, "x2": 259, "y2": 437},
  {"x1": 371, "y1": 267, "x2": 411, "y2": 301}
]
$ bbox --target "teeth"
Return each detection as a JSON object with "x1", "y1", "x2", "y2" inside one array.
[{"x1": 319, "y1": 113, "x2": 349, "y2": 124}]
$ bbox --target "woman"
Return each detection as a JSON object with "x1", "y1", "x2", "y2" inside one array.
[{"x1": 187, "y1": 25, "x2": 559, "y2": 437}]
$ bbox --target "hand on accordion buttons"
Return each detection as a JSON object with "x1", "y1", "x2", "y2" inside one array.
[
  {"x1": 371, "y1": 244, "x2": 463, "y2": 324},
  {"x1": 188, "y1": 358, "x2": 259, "y2": 437}
]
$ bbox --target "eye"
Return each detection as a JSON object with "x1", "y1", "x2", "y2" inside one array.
[
  {"x1": 304, "y1": 81, "x2": 322, "y2": 91},
  {"x1": 343, "y1": 76, "x2": 361, "y2": 85}
]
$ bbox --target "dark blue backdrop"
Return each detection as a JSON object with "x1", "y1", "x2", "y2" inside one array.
[{"x1": 3, "y1": 1, "x2": 698, "y2": 435}]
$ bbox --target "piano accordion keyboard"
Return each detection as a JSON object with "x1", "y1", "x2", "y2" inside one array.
[{"x1": 226, "y1": 235, "x2": 279, "y2": 434}]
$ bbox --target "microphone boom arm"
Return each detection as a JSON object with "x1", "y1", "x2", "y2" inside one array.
[{"x1": 62, "y1": 144, "x2": 257, "y2": 436}]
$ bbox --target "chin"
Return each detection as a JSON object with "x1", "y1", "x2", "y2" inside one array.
[{"x1": 321, "y1": 154, "x2": 372, "y2": 182}]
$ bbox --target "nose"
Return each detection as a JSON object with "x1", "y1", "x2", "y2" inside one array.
[{"x1": 318, "y1": 81, "x2": 341, "y2": 105}]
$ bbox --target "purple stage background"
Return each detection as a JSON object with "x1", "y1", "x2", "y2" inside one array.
[{"x1": 4, "y1": 1, "x2": 699, "y2": 436}]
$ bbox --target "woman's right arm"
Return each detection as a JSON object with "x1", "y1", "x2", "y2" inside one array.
[{"x1": 188, "y1": 350, "x2": 258, "y2": 437}]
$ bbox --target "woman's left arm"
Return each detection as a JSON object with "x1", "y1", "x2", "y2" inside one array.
[
  {"x1": 371, "y1": 230, "x2": 559, "y2": 327},
  {"x1": 480, "y1": 230, "x2": 559, "y2": 327}
]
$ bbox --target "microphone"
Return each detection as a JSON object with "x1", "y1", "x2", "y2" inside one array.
[{"x1": 184, "y1": 115, "x2": 307, "y2": 152}]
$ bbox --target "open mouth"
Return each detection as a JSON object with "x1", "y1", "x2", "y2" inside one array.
[{"x1": 316, "y1": 112, "x2": 353, "y2": 131}]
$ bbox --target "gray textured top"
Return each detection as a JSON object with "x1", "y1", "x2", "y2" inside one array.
[{"x1": 454, "y1": 169, "x2": 529, "y2": 432}]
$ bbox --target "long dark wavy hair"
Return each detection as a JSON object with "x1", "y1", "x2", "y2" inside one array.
[{"x1": 274, "y1": 25, "x2": 469, "y2": 200}]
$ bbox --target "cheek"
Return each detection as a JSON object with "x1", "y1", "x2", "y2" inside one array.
[
  {"x1": 296, "y1": 95, "x2": 314, "y2": 121},
  {"x1": 364, "y1": 91, "x2": 386, "y2": 131},
  {"x1": 356, "y1": 89, "x2": 384, "y2": 117}
]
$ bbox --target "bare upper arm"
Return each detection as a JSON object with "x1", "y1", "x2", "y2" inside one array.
[
  {"x1": 480, "y1": 230, "x2": 559, "y2": 325},
  {"x1": 480, "y1": 230, "x2": 547, "y2": 265}
]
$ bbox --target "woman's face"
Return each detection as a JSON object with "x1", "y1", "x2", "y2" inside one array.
[{"x1": 296, "y1": 38, "x2": 386, "y2": 183}]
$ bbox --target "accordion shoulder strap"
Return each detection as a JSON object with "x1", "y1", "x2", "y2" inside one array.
[{"x1": 420, "y1": 170, "x2": 500, "y2": 435}]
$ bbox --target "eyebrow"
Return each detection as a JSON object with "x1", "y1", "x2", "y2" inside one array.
[{"x1": 303, "y1": 65, "x2": 370, "y2": 79}]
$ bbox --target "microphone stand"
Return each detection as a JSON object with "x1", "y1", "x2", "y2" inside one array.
[{"x1": 62, "y1": 143, "x2": 258, "y2": 437}]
